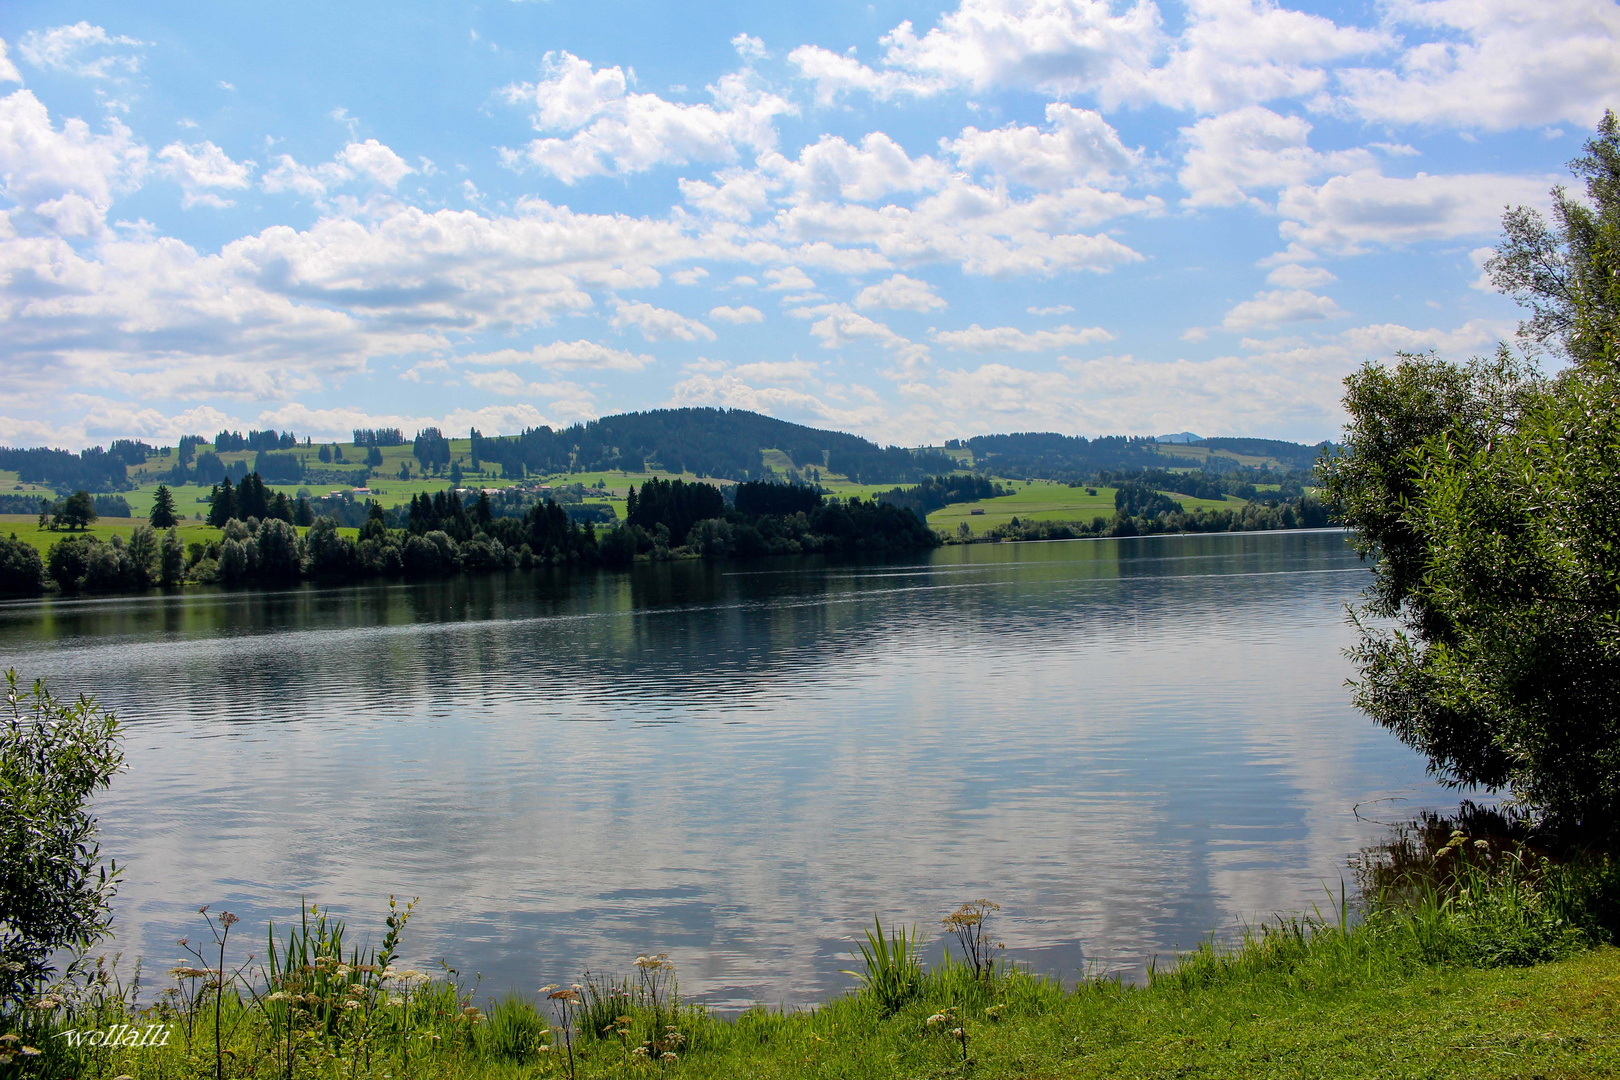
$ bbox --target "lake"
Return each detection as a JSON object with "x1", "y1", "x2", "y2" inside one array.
[{"x1": 0, "y1": 530, "x2": 1454, "y2": 1007}]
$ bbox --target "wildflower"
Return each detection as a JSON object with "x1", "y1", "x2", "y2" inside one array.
[
  {"x1": 19, "y1": 1047, "x2": 40, "y2": 1057},
  {"x1": 984, "y1": 1004, "x2": 1006, "y2": 1020},
  {"x1": 220, "y1": 912, "x2": 239, "y2": 927},
  {"x1": 0, "y1": 1034, "x2": 17, "y2": 1043},
  {"x1": 343, "y1": 1001, "x2": 361, "y2": 1011},
  {"x1": 661, "y1": 1052, "x2": 678, "y2": 1062},
  {"x1": 1474, "y1": 839, "x2": 1490, "y2": 851},
  {"x1": 632, "y1": 1046, "x2": 649, "y2": 1058}
]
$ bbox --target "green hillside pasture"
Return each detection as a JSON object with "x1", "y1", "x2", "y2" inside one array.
[
  {"x1": 927, "y1": 481, "x2": 1242, "y2": 535},
  {"x1": 0, "y1": 515, "x2": 359, "y2": 557}
]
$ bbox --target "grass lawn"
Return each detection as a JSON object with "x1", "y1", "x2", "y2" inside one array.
[{"x1": 928, "y1": 481, "x2": 1245, "y2": 536}]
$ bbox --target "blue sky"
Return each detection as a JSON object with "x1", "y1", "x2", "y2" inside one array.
[{"x1": 1, "y1": 0, "x2": 1614, "y2": 449}]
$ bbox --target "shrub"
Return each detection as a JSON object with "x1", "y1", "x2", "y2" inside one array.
[
  {"x1": 0, "y1": 535, "x2": 43, "y2": 596},
  {"x1": 0, "y1": 671, "x2": 123, "y2": 1014}
]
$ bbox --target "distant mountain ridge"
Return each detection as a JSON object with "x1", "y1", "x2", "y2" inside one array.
[{"x1": 1, "y1": 409, "x2": 1332, "y2": 493}]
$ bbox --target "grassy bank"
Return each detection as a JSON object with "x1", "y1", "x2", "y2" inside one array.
[{"x1": 12, "y1": 837, "x2": 1620, "y2": 1080}]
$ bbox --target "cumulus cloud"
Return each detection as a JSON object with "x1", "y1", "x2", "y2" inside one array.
[
  {"x1": 463, "y1": 369, "x2": 588, "y2": 401},
  {"x1": 709, "y1": 304, "x2": 764, "y2": 323},
  {"x1": 1277, "y1": 169, "x2": 1557, "y2": 253},
  {"x1": 791, "y1": 0, "x2": 1382, "y2": 113},
  {"x1": 0, "y1": 39, "x2": 21, "y2": 84},
  {"x1": 611, "y1": 300, "x2": 717, "y2": 342},
  {"x1": 785, "y1": 45, "x2": 944, "y2": 105},
  {"x1": 1339, "y1": 0, "x2": 1620, "y2": 130},
  {"x1": 18, "y1": 23, "x2": 144, "y2": 79},
  {"x1": 792, "y1": 303, "x2": 931, "y2": 369},
  {"x1": 501, "y1": 51, "x2": 794, "y2": 182},
  {"x1": 261, "y1": 138, "x2": 413, "y2": 199},
  {"x1": 1265, "y1": 262, "x2": 1336, "y2": 288},
  {"x1": 1220, "y1": 287, "x2": 1345, "y2": 331},
  {"x1": 855, "y1": 274, "x2": 946, "y2": 312},
  {"x1": 765, "y1": 266, "x2": 816, "y2": 291},
  {"x1": 457, "y1": 340, "x2": 655, "y2": 371},
  {"x1": 947, "y1": 103, "x2": 1139, "y2": 190},
  {"x1": 731, "y1": 33, "x2": 768, "y2": 59},
  {"x1": 667, "y1": 371, "x2": 888, "y2": 432},
  {"x1": 1027, "y1": 304, "x2": 1074, "y2": 315},
  {"x1": 158, "y1": 141, "x2": 254, "y2": 208},
  {"x1": 1179, "y1": 107, "x2": 1374, "y2": 208},
  {"x1": 0, "y1": 89, "x2": 148, "y2": 209},
  {"x1": 932, "y1": 322, "x2": 1114, "y2": 351}
]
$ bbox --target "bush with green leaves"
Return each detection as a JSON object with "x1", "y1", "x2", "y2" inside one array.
[{"x1": 0, "y1": 671, "x2": 123, "y2": 1015}]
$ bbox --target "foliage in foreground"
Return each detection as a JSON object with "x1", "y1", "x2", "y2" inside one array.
[
  {"x1": 7, "y1": 828, "x2": 1619, "y2": 1080},
  {"x1": 1321, "y1": 111, "x2": 1620, "y2": 841},
  {"x1": 0, "y1": 672, "x2": 123, "y2": 1014}
]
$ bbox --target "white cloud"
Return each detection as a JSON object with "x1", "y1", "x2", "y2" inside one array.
[
  {"x1": 0, "y1": 89, "x2": 148, "y2": 209},
  {"x1": 767, "y1": 131, "x2": 950, "y2": 205},
  {"x1": 875, "y1": 0, "x2": 1163, "y2": 100},
  {"x1": 733, "y1": 359, "x2": 817, "y2": 383},
  {"x1": 18, "y1": 23, "x2": 143, "y2": 79},
  {"x1": 764, "y1": 266, "x2": 816, "y2": 291},
  {"x1": 1264, "y1": 263, "x2": 1336, "y2": 288},
  {"x1": 1277, "y1": 169, "x2": 1557, "y2": 253},
  {"x1": 785, "y1": 45, "x2": 944, "y2": 105},
  {"x1": 611, "y1": 300, "x2": 717, "y2": 342},
  {"x1": 795, "y1": 0, "x2": 1381, "y2": 114},
  {"x1": 158, "y1": 141, "x2": 254, "y2": 208},
  {"x1": 1179, "y1": 107, "x2": 1374, "y2": 208},
  {"x1": 0, "y1": 39, "x2": 22, "y2": 84},
  {"x1": 855, "y1": 274, "x2": 946, "y2": 312},
  {"x1": 338, "y1": 139, "x2": 412, "y2": 188},
  {"x1": 458, "y1": 340, "x2": 655, "y2": 371},
  {"x1": 947, "y1": 103, "x2": 1138, "y2": 190},
  {"x1": 1027, "y1": 304, "x2": 1074, "y2": 315},
  {"x1": 1220, "y1": 287, "x2": 1345, "y2": 331},
  {"x1": 932, "y1": 322, "x2": 1113, "y2": 351},
  {"x1": 501, "y1": 51, "x2": 794, "y2": 182},
  {"x1": 1339, "y1": 0, "x2": 1620, "y2": 130},
  {"x1": 732, "y1": 33, "x2": 768, "y2": 59},
  {"x1": 793, "y1": 302, "x2": 931, "y2": 369},
  {"x1": 709, "y1": 304, "x2": 764, "y2": 323},
  {"x1": 678, "y1": 167, "x2": 773, "y2": 220},
  {"x1": 261, "y1": 139, "x2": 413, "y2": 198},
  {"x1": 671, "y1": 267, "x2": 709, "y2": 285},
  {"x1": 463, "y1": 369, "x2": 588, "y2": 401},
  {"x1": 667, "y1": 371, "x2": 888, "y2": 431},
  {"x1": 1113, "y1": 0, "x2": 1388, "y2": 113}
]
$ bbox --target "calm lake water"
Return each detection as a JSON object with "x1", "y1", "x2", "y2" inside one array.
[{"x1": 0, "y1": 530, "x2": 1455, "y2": 1007}]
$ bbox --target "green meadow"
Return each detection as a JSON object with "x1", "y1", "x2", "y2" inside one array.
[{"x1": 925, "y1": 479, "x2": 1243, "y2": 535}]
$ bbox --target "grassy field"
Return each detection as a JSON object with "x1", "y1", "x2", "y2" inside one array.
[
  {"x1": 927, "y1": 480, "x2": 1243, "y2": 536},
  {"x1": 0, "y1": 515, "x2": 363, "y2": 555},
  {"x1": 11, "y1": 440, "x2": 1279, "y2": 549},
  {"x1": 32, "y1": 930, "x2": 1620, "y2": 1080}
]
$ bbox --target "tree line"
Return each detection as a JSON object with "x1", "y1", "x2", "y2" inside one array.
[
  {"x1": 0, "y1": 476, "x2": 937, "y2": 596},
  {"x1": 980, "y1": 495, "x2": 1331, "y2": 543}
]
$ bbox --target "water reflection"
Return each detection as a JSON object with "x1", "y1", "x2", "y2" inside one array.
[{"x1": 0, "y1": 531, "x2": 1452, "y2": 1006}]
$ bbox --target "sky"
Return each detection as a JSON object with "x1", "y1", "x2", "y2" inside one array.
[{"x1": 0, "y1": 0, "x2": 1614, "y2": 451}]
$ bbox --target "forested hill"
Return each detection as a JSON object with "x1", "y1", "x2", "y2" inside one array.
[
  {"x1": 1, "y1": 409, "x2": 1332, "y2": 493},
  {"x1": 960, "y1": 432, "x2": 1332, "y2": 479},
  {"x1": 469, "y1": 408, "x2": 959, "y2": 484}
]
